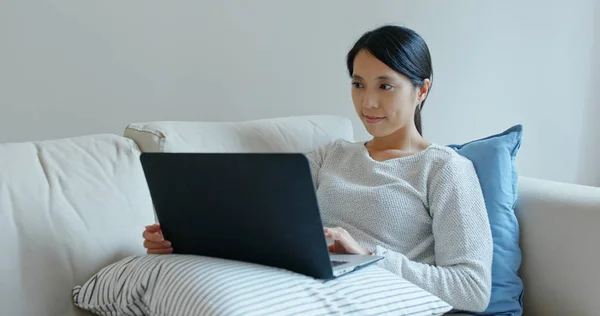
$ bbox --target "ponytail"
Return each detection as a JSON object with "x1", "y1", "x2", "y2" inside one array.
[{"x1": 414, "y1": 102, "x2": 423, "y2": 136}]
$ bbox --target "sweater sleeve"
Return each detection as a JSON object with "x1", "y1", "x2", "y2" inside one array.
[{"x1": 372, "y1": 157, "x2": 493, "y2": 312}]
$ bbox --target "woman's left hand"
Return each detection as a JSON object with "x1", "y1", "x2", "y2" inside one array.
[{"x1": 324, "y1": 227, "x2": 371, "y2": 255}]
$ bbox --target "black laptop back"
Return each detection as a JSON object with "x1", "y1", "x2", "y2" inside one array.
[{"x1": 140, "y1": 152, "x2": 335, "y2": 279}]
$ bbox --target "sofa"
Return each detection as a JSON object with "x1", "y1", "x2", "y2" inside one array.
[{"x1": 1, "y1": 115, "x2": 598, "y2": 316}]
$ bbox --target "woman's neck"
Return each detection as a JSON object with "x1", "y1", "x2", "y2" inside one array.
[{"x1": 366, "y1": 127, "x2": 430, "y2": 153}]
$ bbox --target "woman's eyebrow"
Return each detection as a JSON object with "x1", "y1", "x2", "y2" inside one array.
[
  {"x1": 376, "y1": 75, "x2": 394, "y2": 81},
  {"x1": 352, "y1": 74, "x2": 395, "y2": 81}
]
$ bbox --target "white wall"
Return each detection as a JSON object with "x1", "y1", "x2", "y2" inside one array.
[
  {"x1": 579, "y1": 0, "x2": 600, "y2": 187},
  {"x1": 1, "y1": 0, "x2": 598, "y2": 186}
]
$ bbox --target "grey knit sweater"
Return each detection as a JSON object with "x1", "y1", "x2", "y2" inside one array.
[{"x1": 307, "y1": 139, "x2": 493, "y2": 312}]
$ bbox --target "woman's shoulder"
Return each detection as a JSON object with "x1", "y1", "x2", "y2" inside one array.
[
  {"x1": 424, "y1": 144, "x2": 476, "y2": 175},
  {"x1": 305, "y1": 138, "x2": 359, "y2": 163},
  {"x1": 309, "y1": 138, "x2": 360, "y2": 155}
]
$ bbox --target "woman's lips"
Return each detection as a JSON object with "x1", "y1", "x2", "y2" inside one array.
[{"x1": 364, "y1": 115, "x2": 385, "y2": 124}]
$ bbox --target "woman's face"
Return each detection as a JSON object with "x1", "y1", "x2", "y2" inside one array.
[{"x1": 351, "y1": 49, "x2": 428, "y2": 138}]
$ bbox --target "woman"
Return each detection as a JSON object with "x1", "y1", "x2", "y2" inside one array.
[{"x1": 142, "y1": 25, "x2": 493, "y2": 312}]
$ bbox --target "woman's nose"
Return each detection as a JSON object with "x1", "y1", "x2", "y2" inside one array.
[{"x1": 362, "y1": 91, "x2": 379, "y2": 109}]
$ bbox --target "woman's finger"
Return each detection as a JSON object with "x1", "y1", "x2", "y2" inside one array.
[
  {"x1": 324, "y1": 228, "x2": 343, "y2": 239},
  {"x1": 145, "y1": 224, "x2": 161, "y2": 232},
  {"x1": 143, "y1": 230, "x2": 165, "y2": 242},
  {"x1": 144, "y1": 240, "x2": 171, "y2": 249},
  {"x1": 147, "y1": 248, "x2": 173, "y2": 255}
]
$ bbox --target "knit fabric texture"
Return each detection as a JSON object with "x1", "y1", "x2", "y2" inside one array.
[{"x1": 307, "y1": 139, "x2": 494, "y2": 312}]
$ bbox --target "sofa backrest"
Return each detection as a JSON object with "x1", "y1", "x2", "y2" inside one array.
[
  {"x1": 0, "y1": 134, "x2": 155, "y2": 316},
  {"x1": 124, "y1": 115, "x2": 354, "y2": 153}
]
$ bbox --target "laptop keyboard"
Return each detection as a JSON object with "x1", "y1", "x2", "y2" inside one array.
[{"x1": 331, "y1": 260, "x2": 349, "y2": 267}]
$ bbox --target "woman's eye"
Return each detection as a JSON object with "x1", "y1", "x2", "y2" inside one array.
[
  {"x1": 380, "y1": 84, "x2": 393, "y2": 90},
  {"x1": 352, "y1": 82, "x2": 363, "y2": 88}
]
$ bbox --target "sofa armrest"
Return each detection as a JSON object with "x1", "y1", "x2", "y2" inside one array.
[{"x1": 515, "y1": 176, "x2": 600, "y2": 315}]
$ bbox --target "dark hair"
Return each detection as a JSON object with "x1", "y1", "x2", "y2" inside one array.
[{"x1": 346, "y1": 25, "x2": 433, "y2": 136}]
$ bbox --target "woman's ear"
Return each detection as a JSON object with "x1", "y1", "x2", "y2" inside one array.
[{"x1": 418, "y1": 79, "x2": 431, "y2": 103}]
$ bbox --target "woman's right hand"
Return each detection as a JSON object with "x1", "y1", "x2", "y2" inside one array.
[{"x1": 143, "y1": 223, "x2": 173, "y2": 254}]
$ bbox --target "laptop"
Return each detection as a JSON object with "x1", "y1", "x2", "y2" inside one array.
[{"x1": 139, "y1": 152, "x2": 383, "y2": 280}]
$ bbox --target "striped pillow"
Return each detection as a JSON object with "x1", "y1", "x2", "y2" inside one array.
[{"x1": 73, "y1": 254, "x2": 452, "y2": 316}]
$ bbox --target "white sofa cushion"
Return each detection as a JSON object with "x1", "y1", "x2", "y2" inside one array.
[
  {"x1": 124, "y1": 115, "x2": 354, "y2": 153},
  {"x1": 73, "y1": 254, "x2": 452, "y2": 316},
  {"x1": 0, "y1": 135, "x2": 155, "y2": 316}
]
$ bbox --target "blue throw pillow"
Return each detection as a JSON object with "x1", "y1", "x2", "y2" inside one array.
[{"x1": 447, "y1": 125, "x2": 524, "y2": 316}]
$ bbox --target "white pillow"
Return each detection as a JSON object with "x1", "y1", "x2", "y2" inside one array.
[{"x1": 73, "y1": 255, "x2": 452, "y2": 316}]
